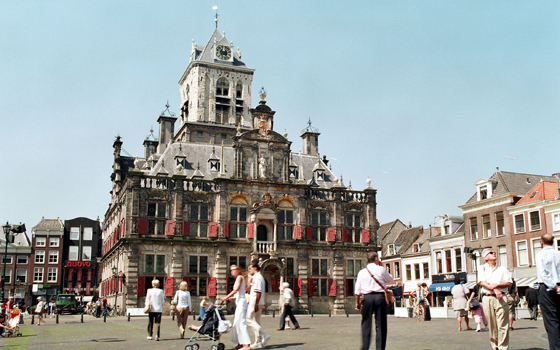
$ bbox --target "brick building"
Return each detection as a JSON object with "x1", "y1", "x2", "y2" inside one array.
[
  {"x1": 30, "y1": 218, "x2": 64, "y2": 302},
  {"x1": 0, "y1": 223, "x2": 32, "y2": 302}
]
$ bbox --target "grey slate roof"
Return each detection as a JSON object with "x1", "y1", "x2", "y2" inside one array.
[
  {"x1": 32, "y1": 218, "x2": 64, "y2": 232},
  {"x1": 393, "y1": 226, "x2": 423, "y2": 255},
  {"x1": 191, "y1": 29, "x2": 246, "y2": 67},
  {"x1": 402, "y1": 227, "x2": 437, "y2": 255},
  {"x1": 1, "y1": 227, "x2": 31, "y2": 247},
  {"x1": 465, "y1": 170, "x2": 557, "y2": 205}
]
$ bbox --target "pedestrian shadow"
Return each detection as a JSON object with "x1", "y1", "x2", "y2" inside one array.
[
  {"x1": 265, "y1": 343, "x2": 305, "y2": 349},
  {"x1": 512, "y1": 326, "x2": 538, "y2": 330},
  {"x1": 90, "y1": 338, "x2": 126, "y2": 343}
]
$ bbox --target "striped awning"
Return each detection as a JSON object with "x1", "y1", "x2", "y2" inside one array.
[
  {"x1": 515, "y1": 277, "x2": 538, "y2": 287},
  {"x1": 464, "y1": 281, "x2": 477, "y2": 289}
]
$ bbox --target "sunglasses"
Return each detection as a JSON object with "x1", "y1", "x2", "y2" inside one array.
[{"x1": 487, "y1": 252, "x2": 496, "y2": 255}]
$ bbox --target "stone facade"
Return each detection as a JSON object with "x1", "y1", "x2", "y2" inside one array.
[{"x1": 100, "y1": 28, "x2": 379, "y2": 315}]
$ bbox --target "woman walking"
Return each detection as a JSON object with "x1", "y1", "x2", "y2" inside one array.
[
  {"x1": 467, "y1": 284, "x2": 488, "y2": 332},
  {"x1": 146, "y1": 279, "x2": 165, "y2": 341},
  {"x1": 173, "y1": 281, "x2": 192, "y2": 338},
  {"x1": 451, "y1": 277, "x2": 471, "y2": 331},
  {"x1": 220, "y1": 265, "x2": 251, "y2": 350},
  {"x1": 35, "y1": 296, "x2": 44, "y2": 326}
]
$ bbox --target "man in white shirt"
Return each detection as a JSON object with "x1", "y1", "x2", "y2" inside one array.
[
  {"x1": 536, "y1": 233, "x2": 560, "y2": 349},
  {"x1": 277, "y1": 282, "x2": 300, "y2": 331},
  {"x1": 478, "y1": 248, "x2": 512, "y2": 350},
  {"x1": 355, "y1": 252, "x2": 393, "y2": 350},
  {"x1": 246, "y1": 260, "x2": 270, "y2": 349}
]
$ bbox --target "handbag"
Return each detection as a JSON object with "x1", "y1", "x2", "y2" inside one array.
[
  {"x1": 143, "y1": 294, "x2": 151, "y2": 314},
  {"x1": 366, "y1": 267, "x2": 394, "y2": 306},
  {"x1": 215, "y1": 308, "x2": 232, "y2": 333}
]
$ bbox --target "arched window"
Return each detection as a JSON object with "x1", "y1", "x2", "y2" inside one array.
[
  {"x1": 216, "y1": 78, "x2": 230, "y2": 124},
  {"x1": 216, "y1": 78, "x2": 229, "y2": 97}
]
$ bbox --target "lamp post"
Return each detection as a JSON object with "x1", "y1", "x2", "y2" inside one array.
[
  {"x1": 2, "y1": 222, "x2": 12, "y2": 304},
  {"x1": 466, "y1": 245, "x2": 485, "y2": 283},
  {"x1": 112, "y1": 266, "x2": 118, "y2": 310}
]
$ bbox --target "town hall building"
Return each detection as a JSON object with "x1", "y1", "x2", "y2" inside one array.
[{"x1": 100, "y1": 25, "x2": 379, "y2": 315}]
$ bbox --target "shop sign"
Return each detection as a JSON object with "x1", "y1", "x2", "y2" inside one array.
[
  {"x1": 432, "y1": 272, "x2": 466, "y2": 284},
  {"x1": 65, "y1": 261, "x2": 93, "y2": 268}
]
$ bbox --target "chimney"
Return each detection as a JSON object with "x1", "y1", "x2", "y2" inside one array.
[{"x1": 157, "y1": 115, "x2": 177, "y2": 154}]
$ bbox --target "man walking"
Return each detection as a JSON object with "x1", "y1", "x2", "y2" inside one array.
[
  {"x1": 277, "y1": 282, "x2": 300, "y2": 331},
  {"x1": 536, "y1": 233, "x2": 560, "y2": 349},
  {"x1": 246, "y1": 260, "x2": 271, "y2": 349},
  {"x1": 478, "y1": 248, "x2": 512, "y2": 350},
  {"x1": 355, "y1": 252, "x2": 393, "y2": 350},
  {"x1": 525, "y1": 284, "x2": 539, "y2": 321}
]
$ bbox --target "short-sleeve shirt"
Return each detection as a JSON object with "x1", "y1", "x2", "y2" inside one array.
[
  {"x1": 478, "y1": 263, "x2": 512, "y2": 294},
  {"x1": 250, "y1": 272, "x2": 266, "y2": 305}
]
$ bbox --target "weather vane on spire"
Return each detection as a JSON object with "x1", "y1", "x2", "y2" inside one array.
[{"x1": 213, "y1": 6, "x2": 219, "y2": 29}]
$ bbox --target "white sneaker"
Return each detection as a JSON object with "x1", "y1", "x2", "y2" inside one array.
[
  {"x1": 261, "y1": 334, "x2": 271, "y2": 346},
  {"x1": 251, "y1": 344, "x2": 263, "y2": 349},
  {"x1": 147, "y1": 336, "x2": 152, "y2": 340},
  {"x1": 476, "y1": 325, "x2": 481, "y2": 332}
]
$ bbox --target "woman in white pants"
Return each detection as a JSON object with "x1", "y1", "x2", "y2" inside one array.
[{"x1": 220, "y1": 265, "x2": 251, "y2": 350}]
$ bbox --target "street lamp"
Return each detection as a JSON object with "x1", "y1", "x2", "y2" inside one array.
[
  {"x1": 465, "y1": 245, "x2": 485, "y2": 283},
  {"x1": 2, "y1": 222, "x2": 24, "y2": 304}
]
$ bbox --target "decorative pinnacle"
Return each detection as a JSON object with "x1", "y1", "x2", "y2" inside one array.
[
  {"x1": 259, "y1": 87, "x2": 267, "y2": 104},
  {"x1": 213, "y1": 6, "x2": 219, "y2": 28}
]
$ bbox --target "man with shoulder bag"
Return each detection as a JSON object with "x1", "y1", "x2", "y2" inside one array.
[{"x1": 355, "y1": 252, "x2": 393, "y2": 350}]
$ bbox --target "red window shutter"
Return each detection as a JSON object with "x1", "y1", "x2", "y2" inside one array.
[
  {"x1": 224, "y1": 222, "x2": 231, "y2": 238},
  {"x1": 308, "y1": 278, "x2": 313, "y2": 296},
  {"x1": 182, "y1": 276, "x2": 189, "y2": 283},
  {"x1": 87, "y1": 269, "x2": 92, "y2": 281},
  {"x1": 247, "y1": 223, "x2": 254, "y2": 239},
  {"x1": 271, "y1": 278, "x2": 280, "y2": 293},
  {"x1": 208, "y1": 222, "x2": 218, "y2": 237},
  {"x1": 328, "y1": 278, "x2": 337, "y2": 296},
  {"x1": 293, "y1": 225, "x2": 302, "y2": 240},
  {"x1": 344, "y1": 279, "x2": 349, "y2": 296},
  {"x1": 164, "y1": 277, "x2": 174, "y2": 297},
  {"x1": 77, "y1": 269, "x2": 82, "y2": 282},
  {"x1": 342, "y1": 228, "x2": 348, "y2": 242},
  {"x1": 137, "y1": 276, "x2": 145, "y2": 297},
  {"x1": 362, "y1": 229, "x2": 370, "y2": 243},
  {"x1": 165, "y1": 220, "x2": 176, "y2": 236},
  {"x1": 119, "y1": 276, "x2": 123, "y2": 292},
  {"x1": 182, "y1": 221, "x2": 190, "y2": 236},
  {"x1": 138, "y1": 219, "x2": 147, "y2": 235},
  {"x1": 306, "y1": 226, "x2": 312, "y2": 241},
  {"x1": 208, "y1": 277, "x2": 217, "y2": 297},
  {"x1": 294, "y1": 278, "x2": 302, "y2": 297},
  {"x1": 86, "y1": 282, "x2": 91, "y2": 295},
  {"x1": 68, "y1": 269, "x2": 73, "y2": 281},
  {"x1": 327, "y1": 227, "x2": 336, "y2": 242}
]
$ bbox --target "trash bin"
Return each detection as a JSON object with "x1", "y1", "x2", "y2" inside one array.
[{"x1": 407, "y1": 308, "x2": 413, "y2": 318}]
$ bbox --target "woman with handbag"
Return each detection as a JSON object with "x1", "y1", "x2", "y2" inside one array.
[
  {"x1": 467, "y1": 284, "x2": 488, "y2": 332},
  {"x1": 451, "y1": 277, "x2": 471, "y2": 331},
  {"x1": 145, "y1": 279, "x2": 165, "y2": 341},
  {"x1": 34, "y1": 296, "x2": 44, "y2": 326},
  {"x1": 220, "y1": 265, "x2": 251, "y2": 350},
  {"x1": 173, "y1": 281, "x2": 192, "y2": 339}
]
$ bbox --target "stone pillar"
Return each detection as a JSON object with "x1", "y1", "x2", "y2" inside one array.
[
  {"x1": 171, "y1": 245, "x2": 183, "y2": 288},
  {"x1": 273, "y1": 219, "x2": 278, "y2": 252},
  {"x1": 297, "y1": 252, "x2": 309, "y2": 313},
  {"x1": 332, "y1": 250, "x2": 346, "y2": 315},
  {"x1": 125, "y1": 243, "x2": 140, "y2": 309},
  {"x1": 214, "y1": 248, "x2": 228, "y2": 299}
]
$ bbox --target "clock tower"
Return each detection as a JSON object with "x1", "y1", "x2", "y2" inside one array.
[{"x1": 175, "y1": 28, "x2": 254, "y2": 143}]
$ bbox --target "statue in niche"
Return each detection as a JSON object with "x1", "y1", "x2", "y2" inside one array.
[{"x1": 259, "y1": 157, "x2": 267, "y2": 178}]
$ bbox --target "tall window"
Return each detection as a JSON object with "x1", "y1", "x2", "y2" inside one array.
[
  {"x1": 145, "y1": 254, "x2": 166, "y2": 274},
  {"x1": 1, "y1": 268, "x2": 11, "y2": 284},
  {"x1": 436, "y1": 252, "x2": 443, "y2": 274},
  {"x1": 34, "y1": 267, "x2": 44, "y2": 283},
  {"x1": 514, "y1": 214, "x2": 525, "y2": 234},
  {"x1": 495, "y1": 212, "x2": 505, "y2": 236},
  {"x1": 229, "y1": 256, "x2": 247, "y2": 270},
  {"x1": 311, "y1": 258, "x2": 329, "y2": 296},
  {"x1": 346, "y1": 213, "x2": 362, "y2": 242},
  {"x1": 346, "y1": 259, "x2": 362, "y2": 296},
  {"x1": 405, "y1": 265, "x2": 412, "y2": 280},
  {"x1": 311, "y1": 212, "x2": 328, "y2": 241},
  {"x1": 35, "y1": 251, "x2": 45, "y2": 264},
  {"x1": 47, "y1": 267, "x2": 58, "y2": 283},
  {"x1": 147, "y1": 203, "x2": 166, "y2": 235},
  {"x1": 82, "y1": 246, "x2": 92, "y2": 260},
  {"x1": 516, "y1": 241, "x2": 528, "y2": 266},
  {"x1": 470, "y1": 217, "x2": 478, "y2": 240},
  {"x1": 50, "y1": 237, "x2": 60, "y2": 247},
  {"x1": 189, "y1": 256, "x2": 208, "y2": 296},
  {"x1": 48, "y1": 251, "x2": 58, "y2": 264},
  {"x1": 394, "y1": 261, "x2": 401, "y2": 279},
  {"x1": 1, "y1": 256, "x2": 12, "y2": 264},
  {"x1": 36, "y1": 237, "x2": 46, "y2": 247},
  {"x1": 69, "y1": 246, "x2": 78, "y2": 261},
  {"x1": 216, "y1": 78, "x2": 229, "y2": 96},
  {"x1": 83, "y1": 227, "x2": 93, "y2": 240},
  {"x1": 16, "y1": 269, "x2": 26, "y2": 283},
  {"x1": 498, "y1": 245, "x2": 507, "y2": 267},
  {"x1": 532, "y1": 239, "x2": 542, "y2": 265},
  {"x1": 445, "y1": 250, "x2": 452, "y2": 273},
  {"x1": 423, "y1": 263, "x2": 429, "y2": 279},
  {"x1": 230, "y1": 207, "x2": 247, "y2": 238},
  {"x1": 553, "y1": 213, "x2": 560, "y2": 231},
  {"x1": 530, "y1": 211, "x2": 541, "y2": 231},
  {"x1": 190, "y1": 204, "x2": 209, "y2": 237},
  {"x1": 455, "y1": 248, "x2": 462, "y2": 272},
  {"x1": 277, "y1": 209, "x2": 294, "y2": 240},
  {"x1": 482, "y1": 215, "x2": 491, "y2": 239},
  {"x1": 414, "y1": 264, "x2": 420, "y2": 280},
  {"x1": 215, "y1": 79, "x2": 230, "y2": 124},
  {"x1": 385, "y1": 263, "x2": 391, "y2": 274},
  {"x1": 70, "y1": 227, "x2": 80, "y2": 240}
]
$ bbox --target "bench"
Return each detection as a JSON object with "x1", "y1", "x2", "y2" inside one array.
[{"x1": 127, "y1": 308, "x2": 148, "y2": 317}]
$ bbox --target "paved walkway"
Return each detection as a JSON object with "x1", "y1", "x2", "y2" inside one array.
[{"x1": 4, "y1": 314, "x2": 549, "y2": 350}]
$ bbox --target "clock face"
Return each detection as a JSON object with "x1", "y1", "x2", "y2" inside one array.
[{"x1": 216, "y1": 45, "x2": 232, "y2": 60}]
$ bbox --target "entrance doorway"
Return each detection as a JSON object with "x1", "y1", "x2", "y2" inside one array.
[{"x1": 257, "y1": 225, "x2": 268, "y2": 241}]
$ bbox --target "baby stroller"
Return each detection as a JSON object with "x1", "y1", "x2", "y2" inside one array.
[
  {"x1": 2, "y1": 309, "x2": 22, "y2": 337},
  {"x1": 185, "y1": 302, "x2": 231, "y2": 350}
]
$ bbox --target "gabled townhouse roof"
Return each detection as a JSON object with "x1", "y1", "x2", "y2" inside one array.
[
  {"x1": 1, "y1": 228, "x2": 31, "y2": 247},
  {"x1": 391, "y1": 226, "x2": 423, "y2": 256},
  {"x1": 402, "y1": 227, "x2": 437, "y2": 255},
  {"x1": 464, "y1": 170, "x2": 557, "y2": 205},
  {"x1": 516, "y1": 181, "x2": 559, "y2": 205},
  {"x1": 378, "y1": 219, "x2": 406, "y2": 242},
  {"x1": 32, "y1": 217, "x2": 64, "y2": 232}
]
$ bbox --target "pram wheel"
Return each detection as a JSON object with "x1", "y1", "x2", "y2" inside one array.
[
  {"x1": 185, "y1": 346, "x2": 192, "y2": 350},
  {"x1": 211, "y1": 345, "x2": 218, "y2": 350},
  {"x1": 192, "y1": 343, "x2": 200, "y2": 350},
  {"x1": 218, "y1": 343, "x2": 225, "y2": 350}
]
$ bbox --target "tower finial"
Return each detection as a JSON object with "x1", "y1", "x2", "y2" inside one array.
[{"x1": 213, "y1": 6, "x2": 219, "y2": 28}]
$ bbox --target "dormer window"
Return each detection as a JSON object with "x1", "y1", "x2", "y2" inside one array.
[
  {"x1": 480, "y1": 185, "x2": 488, "y2": 200},
  {"x1": 388, "y1": 244, "x2": 395, "y2": 255},
  {"x1": 209, "y1": 161, "x2": 219, "y2": 171},
  {"x1": 476, "y1": 178, "x2": 496, "y2": 201},
  {"x1": 316, "y1": 170, "x2": 324, "y2": 181},
  {"x1": 413, "y1": 243, "x2": 420, "y2": 252}
]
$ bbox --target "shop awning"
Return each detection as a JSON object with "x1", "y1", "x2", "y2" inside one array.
[
  {"x1": 429, "y1": 282, "x2": 455, "y2": 292},
  {"x1": 464, "y1": 282, "x2": 477, "y2": 289},
  {"x1": 515, "y1": 277, "x2": 538, "y2": 287}
]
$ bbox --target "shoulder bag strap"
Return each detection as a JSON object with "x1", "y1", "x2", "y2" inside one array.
[{"x1": 365, "y1": 267, "x2": 386, "y2": 291}]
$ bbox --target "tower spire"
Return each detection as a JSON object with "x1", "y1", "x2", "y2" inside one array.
[{"x1": 213, "y1": 6, "x2": 219, "y2": 29}]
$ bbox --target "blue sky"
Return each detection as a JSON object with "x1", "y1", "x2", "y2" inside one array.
[{"x1": 1, "y1": 0, "x2": 559, "y2": 232}]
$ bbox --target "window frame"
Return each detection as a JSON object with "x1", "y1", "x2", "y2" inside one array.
[
  {"x1": 68, "y1": 246, "x2": 79, "y2": 261},
  {"x1": 311, "y1": 211, "x2": 329, "y2": 242},
  {"x1": 346, "y1": 258, "x2": 362, "y2": 297},
  {"x1": 70, "y1": 227, "x2": 80, "y2": 240},
  {"x1": 531, "y1": 238, "x2": 542, "y2": 266},
  {"x1": 83, "y1": 227, "x2": 93, "y2": 240},
  {"x1": 553, "y1": 213, "x2": 560, "y2": 232},
  {"x1": 1, "y1": 268, "x2": 11, "y2": 284},
  {"x1": 1, "y1": 255, "x2": 13, "y2": 265},
  {"x1": 454, "y1": 248, "x2": 462, "y2": 272},
  {"x1": 469, "y1": 217, "x2": 478, "y2": 241},
  {"x1": 229, "y1": 206, "x2": 247, "y2": 239},
  {"x1": 188, "y1": 255, "x2": 209, "y2": 297},
  {"x1": 311, "y1": 258, "x2": 329, "y2": 296},
  {"x1": 47, "y1": 267, "x2": 58, "y2": 283},
  {"x1": 145, "y1": 254, "x2": 166, "y2": 275},
  {"x1": 82, "y1": 246, "x2": 92, "y2": 261},
  {"x1": 35, "y1": 250, "x2": 45, "y2": 264},
  {"x1": 498, "y1": 245, "x2": 507, "y2": 268},
  {"x1": 49, "y1": 237, "x2": 60, "y2": 247},
  {"x1": 516, "y1": 240, "x2": 529, "y2": 267},
  {"x1": 482, "y1": 214, "x2": 491, "y2": 239},
  {"x1": 277, "y1": 208, "x2": 294, "y2": 240},
  {"x1": 514, "y1": 214, "x2": 525, "y2": 234},
  {"x1": 48, "y1": 251, "x2": 58, "y2": 264},
  {"x1": 414, "y1": 263, "x2": 420, "y2": 280},
  {"x1": 147, "y1": 202, "x2": 167, "y2": 235},
  {"x1": 345, "y1": 212, "x2": 362, "y2": 243},
  {"x1": 36, "y1": 237, "x2": 47, "y2": 247},
  {"x1": 33, "y1": 267, "x2": 44, "y2": 283},
  {"x1": 16, "y1": 256, "x2": 28, "y2": 265},
  {"x1": 423, "y1": 262, "x2": 429, "y2": 279},
  {"x1": 190, "y1": 204, "x2": 210, "y2": 237},
  {"x1": 529, "y1": 210, "x2": 541, "y2": 231},
  {"x1": 495, "y1": 211, "x2": 505, "y2": 237},
  {"x1": 16, "y1": 269, "x2": 27, "y2": 283},
  {"x1": 394, "y1": 261, "x2": 401, "y2": 279}
]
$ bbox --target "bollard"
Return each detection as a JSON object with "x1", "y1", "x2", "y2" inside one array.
[
  {"x1": 272, "y1": 309, "x2": 275, "y2": 318},
  {"x1": 311, "y1": 309, "x2": 314, "y2": 317},
  {"x1": 128, "y1": 313, "x2": 131, "y2": 322},
  {"x1": 329, "y1": 310, "x2": 331, "y2": 317},
  {"x1": 56, "y1": 313, "x2": 59, "y2": 324},
  {"x1": 31, "y1": 314, "x2": 34, "y2": 325},
  {"x1": 193, "y1": 312, "x2": 196, "y2": 321},
  {"x1": 104, "y1": 314, "x2": 106, "y2": 322},
  {"x1": 172, "y1": 311, "x2": 175, "y2": 321},
  {"x1": 346, "y1": 310, "x2": 349, "y2": 317},
  {"x1": 81, "y1": 313, "x2": 84, "y2": 323}
]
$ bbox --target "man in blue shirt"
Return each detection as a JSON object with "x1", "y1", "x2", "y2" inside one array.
[{"x1": 536, "y1": 233, "x2": 560, "y2": 350}]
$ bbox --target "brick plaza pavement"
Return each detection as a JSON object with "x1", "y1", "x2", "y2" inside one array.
[{"x1": 3, "y1": 313, "x2": 550, "y2": 350}]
